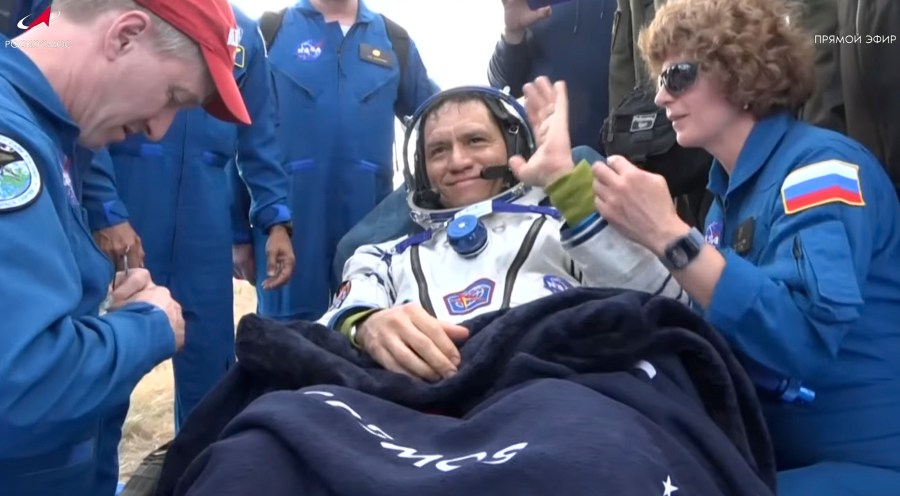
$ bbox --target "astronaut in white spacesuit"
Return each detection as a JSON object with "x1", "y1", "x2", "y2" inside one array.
[{"x1": 318, "y1": 80, "x2": 685, "y2": 382}]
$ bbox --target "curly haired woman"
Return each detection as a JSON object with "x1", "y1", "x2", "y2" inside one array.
[{"x1": 583, "y1": 0, "x2": 900, "y2": 493}]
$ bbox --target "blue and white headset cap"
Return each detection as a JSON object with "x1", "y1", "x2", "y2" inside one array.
[{"x1": 401, "y1": 86, "x2": 536, "y2": 228}]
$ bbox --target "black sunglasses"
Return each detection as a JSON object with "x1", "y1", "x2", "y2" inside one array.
[{"x1": 658, "y1": 62, "x2": 699, "y2": 96}]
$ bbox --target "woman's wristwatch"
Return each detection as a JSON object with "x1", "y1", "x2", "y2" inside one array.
[{"x1": 659, "y1": 227, "x2": 705, "y2": 271}]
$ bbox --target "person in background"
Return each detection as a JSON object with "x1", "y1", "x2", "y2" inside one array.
[
  {"x1": 0, "y1": 0, "x2": 245, "y2": 493},
  {"x1": 835, "y1": 0, "x2": 900, "y2": 198},
  {"x1": 102, "y1": 4, "x2": 295, "y2": 431},
  {"x1": 232, "y1": 0, "x2": 438, "y2": 322},
  {"x1": 488, "y1": 0, "x2": 615, "y2": 149},
  {"x1": 590, "y1": 0, "x2": 900, "y2": 493},
  {"x1": 606, "y1": 0, "x2": 852, "y2": 230}
]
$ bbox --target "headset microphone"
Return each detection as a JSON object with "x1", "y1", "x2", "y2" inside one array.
[{"x1": 479, "y1": 165, "x2": 512, "y2": 180}]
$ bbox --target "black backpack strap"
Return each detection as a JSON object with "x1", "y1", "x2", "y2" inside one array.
[
  {"x1": 380, "y1": 13, "x2": 413, "y2": 116},
  {"x1": 380, "y1": 13, "x2": 409, "y2": 80},
  {"x1": 259, "y1": 8, "x2": 287, "y2": 51}
]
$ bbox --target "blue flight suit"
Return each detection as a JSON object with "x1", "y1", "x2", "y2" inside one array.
[
  {"x1": 1, "y1": 1, "x2": 127, "y2": 236},
  {"x1": 234, "y1": 0, "x2": 438, "y2": 321},
  {"x1": 701, "y1": 112, "x2": 900, "y2": 495},
  {"x1": 0, "y1": 43, "x2": 175, "y2": 496},
  {"x1": 93, "y1": 7, "x2": 291, "y2": 429}
]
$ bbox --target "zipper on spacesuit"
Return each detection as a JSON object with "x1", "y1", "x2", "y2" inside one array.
[
  {"x1": 411, "y1": 245, "x2": 436, "y2": 316},
  {"x1": 501, "y1": 217, "x2": 547, "y2": 309}
]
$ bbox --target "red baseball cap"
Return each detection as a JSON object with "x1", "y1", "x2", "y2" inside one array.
[{"x1": 133, "y1": 0, "x2": 251, "y2": 125}]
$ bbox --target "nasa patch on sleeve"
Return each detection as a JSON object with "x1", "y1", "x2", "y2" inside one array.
[{"x1": 0, "y1": 134, "x2": 42, "y2": 212}]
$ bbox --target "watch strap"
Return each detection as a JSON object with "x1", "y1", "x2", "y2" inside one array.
[{"x1": 660, "y1": 227, "x2": 705, "y2": 271}]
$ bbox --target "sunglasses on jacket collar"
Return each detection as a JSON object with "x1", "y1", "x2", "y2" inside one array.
[{"x1": 659, "y1": 62, "x2": 699, "y2": 96}]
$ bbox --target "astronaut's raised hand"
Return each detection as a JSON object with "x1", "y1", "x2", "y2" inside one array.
[
  {"x1": 508, "y1": 76, "x2": 575, "y2": 188},
  {"x1": 355, "y1": 303, "x2": 469, "y2": 382}
]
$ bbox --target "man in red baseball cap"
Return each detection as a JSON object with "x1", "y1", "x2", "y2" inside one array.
[
  {"x1": 0, "y1": 0, "x2": 249, "y2": 494},
  {"x1": 132, "y1": 0, "x2": 251, "y2": 126},
  {"x1": 11, "y1": 0, "x2": 250, "y2": 149}
]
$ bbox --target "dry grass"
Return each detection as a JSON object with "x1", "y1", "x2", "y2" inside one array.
[{"x1": 116, "y1": 279, "x2": 258, "y2": 480}]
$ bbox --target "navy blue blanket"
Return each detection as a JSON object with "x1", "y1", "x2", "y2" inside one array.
[{"x1": 157, "y1": 288, "x2": 776, "y2": 496}]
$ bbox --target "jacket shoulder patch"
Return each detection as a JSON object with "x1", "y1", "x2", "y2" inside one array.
[
  {"x1": 330, "y1": 281, "x2": 351, "y2": 310},
  {"x1": 234, "y1": 44, "x2": 246, "y2": 68},
  {"x1": 0, "y1": 135, "x2": 42, "y2": 212},
  {"x1": 780, "y1": 159, "x2": 864, "y2": 215}
]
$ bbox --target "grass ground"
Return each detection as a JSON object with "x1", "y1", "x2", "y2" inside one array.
[{"x1": 116, "y1": 279, "x2": 258, "y2": 480}]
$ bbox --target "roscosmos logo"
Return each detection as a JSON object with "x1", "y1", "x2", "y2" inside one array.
[{"x1": 17, "y1": 6, "x2": 60, "y2": 31}]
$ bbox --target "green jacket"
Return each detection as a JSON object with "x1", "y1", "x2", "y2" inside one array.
[
  {"x1": 608, "y1": 0, "x2": 666, "y2": 113},
  {"x1": 797, "y1": 0, "x2": 845, "y2": 134},
  {"x1": 836, "y1": 0, "x2": 900, "y2": 195},
  {"x1": 609, "y1": 0, "x2": 842, "y2": 123}
]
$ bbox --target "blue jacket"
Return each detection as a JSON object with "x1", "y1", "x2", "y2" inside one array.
[
  {"x1": 95, "y1": 7, "x2": 291, "y2": 428},
  {"x1": 487, "y1": 0, "x2": 615, "y2": 148},
  {"x1": 0, "y1": 42, "x2": 174, "y2": 495},
  {"x1": 702, "y1": 112, "x2": 900, "y2": 472},
  {"x1": 238, "y1": 0, "x2": 438, "y2": 320},
  {"x1": 97, "y1": 7, "x2": 290, "y2": 285},
  {"x1": 156, "y1": 288, "x2": 776, "y2": 496}
]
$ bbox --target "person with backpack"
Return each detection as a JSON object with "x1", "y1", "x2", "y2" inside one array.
[{"x1": 232, "y1": 0, "x2": 439, "y2": 323}]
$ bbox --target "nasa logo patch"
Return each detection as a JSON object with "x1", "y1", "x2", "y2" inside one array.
[
  {"x1": 297, "y1": 39, "x2": 323, "y2": 61},
  {"x1": 543, "y1": 275, "x2": 574, "y2": 294},
  {"x1": 443, "y1": 278, "x2": 495, "y2": 316},
  {"x1": 705, "y1": 221, "x2": 723, "y2": 247},
  {"x1": 0, "y1": 135, "x2": 42, "y2": 212}
]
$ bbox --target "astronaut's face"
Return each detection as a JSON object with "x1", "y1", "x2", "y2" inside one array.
[
  {"x1": 422, "y1": 100, "x2": 508, "y2": 209},
  {"x1": 654, "y1": 56, "x2": 745, "y2": 151}
]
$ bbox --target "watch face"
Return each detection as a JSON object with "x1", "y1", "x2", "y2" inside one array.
[{"x1": 671, "y1": 249, "x2": 689, "y2": 267}]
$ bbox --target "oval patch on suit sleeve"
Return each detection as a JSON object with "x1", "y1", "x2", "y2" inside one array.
[{"x1": 0, "y1": 134, "x2": 42, "y2": 212}]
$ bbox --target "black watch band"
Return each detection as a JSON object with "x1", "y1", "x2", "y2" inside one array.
[{"x1": 659, "y1": 227, "x2": 705, "y2": 271}]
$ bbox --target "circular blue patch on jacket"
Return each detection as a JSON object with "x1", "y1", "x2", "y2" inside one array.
[{"x1": 0, "y1": 135, "x2": 41, "y2": 212}]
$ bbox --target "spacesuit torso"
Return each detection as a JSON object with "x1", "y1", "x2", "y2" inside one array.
[{"x1": 320, "y1": 188, "x2": 685, "y2": 327}]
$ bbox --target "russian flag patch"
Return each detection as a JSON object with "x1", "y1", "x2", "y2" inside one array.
[{"x1": 780, "y1": 160, "x2": 865, "y2": 215}]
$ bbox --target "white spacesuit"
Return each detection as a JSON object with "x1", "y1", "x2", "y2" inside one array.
[{"x1": 318, "y1": 87, "x2": 685, "y2": 332}]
